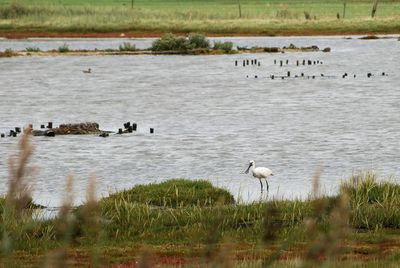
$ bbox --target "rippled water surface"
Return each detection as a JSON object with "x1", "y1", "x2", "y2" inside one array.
[{"x1": 1, "y1": 36, "x2": 399, "y2": 206}]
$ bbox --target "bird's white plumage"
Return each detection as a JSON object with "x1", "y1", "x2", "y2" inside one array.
[
  {"x1": 252, "y1": 167, "x2": 273, "y2": 179},
  {"x1": 245, "y1": 160, "x2": 274, "y2": 192}
]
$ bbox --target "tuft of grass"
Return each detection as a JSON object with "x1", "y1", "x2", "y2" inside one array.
[
  {"x1": 57, "y1": 43, "x2": 69, "y2": 53},
  {"x1": 213, "y1": 41, "x2": 233, "y2": 53},
  {"x1": 118, "y1": 42, "x2": 136, "y2": 51},
  {"x1": 341, "y1": 172, "x2": 400, "y2": 229},
  {"x1": 102, "y1": 179, "x2": 235, "y2": 208}
]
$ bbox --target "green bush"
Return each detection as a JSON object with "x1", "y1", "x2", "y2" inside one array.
[
  {"x1": 151, "y1": 33, "x2": 190, "y2": 51},
  {"x1": 151, "y1": 33, "x2": 210, "y2": 51},
  {"x1": 102, "y1": 179, "x2": 235, "y2": 207},
  {"x1": 187, "y1": 33, "x2": 210, "y2": 49},
  {"x1": 118, "y1": 42, "x2": 137, "y2": 51},
  {"x1": 213, "y1": 41, "x2": 233, "y2": 52},
  {"x1": 58, "y1": 43, "x2": 70, "y2": 52}
]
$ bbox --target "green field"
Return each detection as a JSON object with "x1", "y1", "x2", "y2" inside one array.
[{"x1": 0, "y1": 0, "x2": 400, "y2": 35}]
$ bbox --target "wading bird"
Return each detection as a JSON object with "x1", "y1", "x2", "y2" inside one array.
[{"x1": 244, "y1": 160, "x2": 274, "y2": 192}]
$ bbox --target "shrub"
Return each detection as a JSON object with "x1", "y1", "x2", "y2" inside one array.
[
  {"x1": 213, "y1": 41, "x2": 233, "y2": 52},
  {"x1": 151, "y1": 33, "x2": 190, "y2": 51},
  {"x1": 25, "y1": 47, "x2": 40, "y2": 52},
  {"x1": 151, "y1": 33, "x2": 211, "y2": 51},
  {"x1": 58, "y1": 43, "x2": 70, "y2": 53},
  {"x1": 187, "y1": 33, "x2": 210, "y2": 49},
  {"x1": 102, "y1": 179, "x2": 235, "y2": 207},
  {"x1": 118, "y1": 42, "x2": 137, "y2": 51}
]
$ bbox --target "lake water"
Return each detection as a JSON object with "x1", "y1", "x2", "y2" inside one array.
[{"x1": 0, "y1": 36, "x2": 399, "y2": 207}]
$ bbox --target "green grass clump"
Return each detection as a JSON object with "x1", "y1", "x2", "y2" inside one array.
[
  {"x1": 57, "y1": 43, "x2": 69, "y2": 52},
  {"x1": 341, "y1": 172, "x2": 400, "y2": 229},
  {"x1": 103, "y1": 179, "x2": 235, "y2": 208},
  {"x1": 25, "y1": 47, "x2": 40, "y2": 52},
  {"x1": 213, "y1": 41, "x2": 233, "y2": 52},
  {"x1": 118, "y1": 42, "x2": 136, "y2": 51}
]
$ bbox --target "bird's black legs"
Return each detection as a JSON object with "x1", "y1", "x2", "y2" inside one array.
[
  {"x1": 265, "y1": 180, "x2": 269, "y2": 192},
  {"x1": 259, "y1": 179, "x2": 263, "y2": 192}
]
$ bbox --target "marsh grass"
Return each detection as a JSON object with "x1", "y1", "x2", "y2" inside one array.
[
  {"x1": 118, "y1": 42, "x2": 136, "y2": 51},
  {"x1": 341, "y1": 172, "x2": 400, "y2": 229},
  {"x1": 2, "y1": 134, "x2": 400, "y2": 266},
  {"x1": 213, "y1": 41, "x2": 234, "y2": 52},
  {"x1": 57, "y1": 43, "x2": 69, "y2": 52}
]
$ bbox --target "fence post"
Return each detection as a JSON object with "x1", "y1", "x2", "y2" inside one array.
[
  {"x1": 238, "y1": 0, "x2": 242, "y2": 18},
  {"x1": 343, "y1": 1, "x2": 347, "y2": 18},
  {"x1": 371, "y1": 0, "x2": 378, "y2": 18}
]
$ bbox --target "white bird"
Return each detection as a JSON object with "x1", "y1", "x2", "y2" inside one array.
[{"x1": 244, "y1": 160, "x2": 274, "y2": 192}]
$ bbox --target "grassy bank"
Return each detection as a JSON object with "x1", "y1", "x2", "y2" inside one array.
[
  {"x1": 0, "y1": 1, "x2": 400, "y2": 36},
  {"x1": 3, "y1": 133, "x2": 400, "y2": 267}
]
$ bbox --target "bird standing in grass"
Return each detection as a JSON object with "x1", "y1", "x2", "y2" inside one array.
[{"x1": 244, "y1": 160, "x2": 274, "y2": 192}]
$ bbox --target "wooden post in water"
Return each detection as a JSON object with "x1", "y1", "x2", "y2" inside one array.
[{"x1": 371, "y1": 0, "x2": 378, "y2": 18}]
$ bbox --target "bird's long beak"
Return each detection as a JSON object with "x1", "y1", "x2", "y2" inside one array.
[{"x1": 244, "y1": 164, "x2": 251, "y2": 174}]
